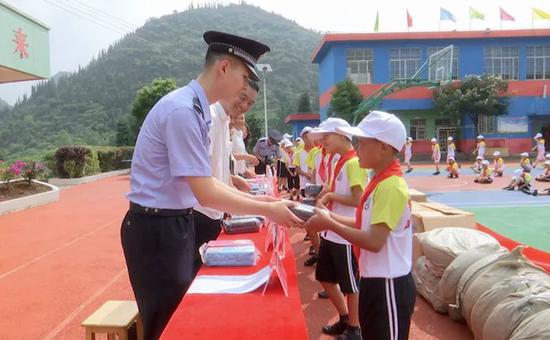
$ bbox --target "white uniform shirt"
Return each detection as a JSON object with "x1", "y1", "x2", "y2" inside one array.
[
  {"x1": 231, "y1": 128, "x2": 247, "y2": 175},
  {"x1": 195, "y1": 102, "x2": 231, "y2": 220}
]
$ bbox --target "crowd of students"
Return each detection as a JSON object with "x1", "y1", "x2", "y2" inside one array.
[{"x1": 404, "y1": 133, "x2": 550, "y2": 196}]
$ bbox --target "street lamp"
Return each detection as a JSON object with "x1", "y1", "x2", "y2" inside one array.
[{"x1": 256, "y1": 63, "x2": 272, "y2": 138}]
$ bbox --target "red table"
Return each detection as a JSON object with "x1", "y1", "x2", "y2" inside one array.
[{"x1": 161, "y1": 225, "x2": 308, "y2": 340}]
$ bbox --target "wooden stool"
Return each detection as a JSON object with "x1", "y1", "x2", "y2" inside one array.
[{"x1": 82, "y1": 300, "x2": 143, "y2": 340}]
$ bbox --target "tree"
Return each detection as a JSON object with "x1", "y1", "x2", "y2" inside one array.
[
  {"x1": 130, "y1": 78, "x2": 177, "y2": 140},
  {"x1": 327, "y1": 78, "x2": 364, "y2": 123},
  {"x1": 434, "y1": 74, "x2": 509, "y2": 138},
  {"x1": 296, "y1": 92, "x2": 312, "y2": 113}
]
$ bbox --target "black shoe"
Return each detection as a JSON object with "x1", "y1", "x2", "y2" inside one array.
[
  {"x1": 322, "y1": 320, "x2": 349, "y2": 336},
  {"x1": 304, "y1": 255, "x2": 318, "y2": 266},
  {"x1": 336, "y1": 327, "x2": 362, "y2": 340},
  {"x1": 318, "y1": 290, "x2": 329, "y2": 299},
  {"x1": 406, "y1": 168, "x2": 413, "y2": 173},
  {"x1": 533, "y1": 189, "x2": 538, "y2": 196},
  {"x1": 308, "y1": 246, "x2": 316, "y2": 255},
  {"x1": 433, "y1": 171, "x2": 440, "y2": 175}
]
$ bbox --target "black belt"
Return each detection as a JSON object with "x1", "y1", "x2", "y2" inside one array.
[{"x1": 129, "y1": 202, "x2": 193, "y2": 217}]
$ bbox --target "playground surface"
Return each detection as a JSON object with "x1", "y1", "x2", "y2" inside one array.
[{"x1": 0, "y1": 162, "x2": 548, "y2": 339}]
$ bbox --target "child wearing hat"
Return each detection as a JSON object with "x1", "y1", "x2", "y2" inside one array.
[
  {"x1": 303, "y1": 111, "x2": 416, "y2": 340},
  {"x1": 473, "y1": 135, "x2": 486, "y2": 159},
  {"x1": 474, "y1": 160, "x2": 493, "y2": 184},
  {"x1": 446, "y1": 136, "x2": 456, "y2": 164},
  {"x1": 503, "y1": 169, "x2": 535, "y2": 195},
  {"x1": 535, "y1": 160, "x2": 550, "y2": 182},
  {"x1": 520, "y1": 152, "x2": 533, "y2": 172},
  {"x1": 283, "y1": 141, "x2": 300, "y2": 201},
  {"x1": 532, "y1": 133, "x2": 546, "y2": 168},
  {"x1": 471, "y1": 156, "x2": 483, "y2": 174},
  {"x1": 492, "y1": 151, "x2": 505, "y2": 177},
  {"x1": 446, "y1": 157, "x2": 459, "y2": 178},
  {"x1": 404, "y1": 137, "x2": 413, "y2": 173},
  {"x1": 431, "y1": 137, "x2": 441, "y2": 175}
]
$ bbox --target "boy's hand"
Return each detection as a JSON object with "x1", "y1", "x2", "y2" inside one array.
[
  {"x1": 302, "y1": 208, "x2": 332, "y2": 233},
  {"x1": 318, "y1": 192, "x2": 333, "y2": 206}
]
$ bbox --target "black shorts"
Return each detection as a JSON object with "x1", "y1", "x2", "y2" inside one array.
[
  {"x1": 287, "y1": 171, "x2": 300, "y2": 190},
  {"x1": 315, "y1": 237, "x2": 359, "y2": 294},
  {"x1": 359, "y1": 273, "x2": 416, "y2": 340},
  {"x1": 277, "y1": 160, "x2": 289, "y2": 177}
]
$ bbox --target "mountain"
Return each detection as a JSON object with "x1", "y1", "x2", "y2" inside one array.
[{"x1": 0, "y1": 3, "x2": 320, "y2": 161}]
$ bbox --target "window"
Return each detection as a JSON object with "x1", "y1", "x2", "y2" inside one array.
[
  {"x1": 390, "y1": 48, "x2": 421, "y2": 80},
  {"x1": 478, "y1": 115, "x2": 498, "y2": 134},
  {"x1": 484, "y1": 47, "x2": 519, "y2": 80},
  {"x1": 428, "y1": 47, "x2": 459, "y2": 80},
  {"x1": 346, "y1": 48, "x2": 374, "y2": 84},
  {"x1": 435, "y1": 118, "x2": 452, "y2": 127},
  {"x1": 409, "y1": 119, "x2": 426, "y2": 140},
  {"x1": 527, "y1": 46, "x2": 550, "y2": 80}
]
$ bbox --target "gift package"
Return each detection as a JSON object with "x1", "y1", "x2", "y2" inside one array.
[{"x1": 200, "y1": 240, "x2": 258, "y2": 267}]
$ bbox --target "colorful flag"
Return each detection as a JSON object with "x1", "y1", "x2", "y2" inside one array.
[
  {"x1": 469, "y1": 6, "x2": 485, "y2": 21},
  {"x1": 500, "y1": 7, "x2": 515, "y2": 21},
  {"x1": 407, "y1": 9, "x2": 413, "y2": 28},
  {"x1": 440, "y1": 8, "x2": 456, "y2": 22},
  {"x1": 374, "y1": 11, "x2": 379, "y2": 32},
  {"x1": 533, "y1": 7, "x2": 550, "y2": 21}
]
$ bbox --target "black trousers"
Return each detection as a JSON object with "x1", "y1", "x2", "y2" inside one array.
[
  {"x1": 255, "y1": 160, "x2": 267, "y2": 174},
  {"x1": 121, "y1": 210, "x2": 195, "y2": 340},
  {"x1": 192, "y1": 210, "x2": 222, "y2": 275},
  {"x1": 359, "y1": 273, "x2": 416, "y2": 340}
]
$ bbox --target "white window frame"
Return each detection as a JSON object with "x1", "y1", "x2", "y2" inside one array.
[{"x1": 346, "y1": 48, "x2": 374, "y2": 84}]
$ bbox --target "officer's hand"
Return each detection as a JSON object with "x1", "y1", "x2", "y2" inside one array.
[
  {"x1": 302, "y1": 207, "x2": 331, "y2": 233},
  {"x1": 256, "y1": 195, "x2": 280, "y2": 203},
  {"x1": 267, "y1": 200, "x2": 303, "y2": 228}
]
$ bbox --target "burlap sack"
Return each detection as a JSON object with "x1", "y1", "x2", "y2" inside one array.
[
  {"x1": 469, "y1": 273, "x2": 550, "y2": 340},
  {"x1": 461, "y1": 247, "x2": 546, "y2": 324},
  {"x1": 435, "y1": 244, "x2": 506, "y2": 311},
  {"x1": 482, "y1": 290, "x2": 550, "y2": 340},
  {"x1": 510, "y1": 309, "x2": 550, "y2": 340},
  {"x1": 416, "y1": 228, "x2": 499, "y2": 277},
  {"x1": 413, "y1": 256, "x2": 446, "y2": 313}
]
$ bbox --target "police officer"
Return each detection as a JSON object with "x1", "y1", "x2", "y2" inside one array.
[
  {"x1": 253, "y1": 129, "x2": 281, "y2": 174},
  {"x1": 121, "y1": 31, "x2": 302, "y2": 340}
]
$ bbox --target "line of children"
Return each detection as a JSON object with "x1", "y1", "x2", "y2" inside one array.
[
  {"x1": 474, "y1": 160, "x2": 493, "y2": 184},
  {"x1": 492, "y1": 151, "x2": 505, "y2": 177},
  {"x1": 309, "y1": 118, "x2": 367, "y2": 339},
  {"x1": 303, "y1": 110, "x2": 416, "y2": 340},
  {"x1": 446, "y1": 157, "x2": 459, "y2": 178},
  {"x1": 404, "y1": 137, "x2": 413, "y2": 173},
  {"x1": 431, "y1": 137, "x2": 441, "y2": 175},
  {"x1": 532, "y1": 133, "x2": 546, "y2": 168}
]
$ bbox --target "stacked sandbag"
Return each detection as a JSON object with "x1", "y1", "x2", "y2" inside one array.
[
  {"x1": 510, "y1": 309, "x2": 550, "y2": 339},
  {"x1": 469, "y1": 273, "x2": 550, "y2": 339},
  {"x1": 436, "y1": 243, "x2": 507, "y2": 320},
  {"x1": 413, "y1": 256, "x2": 446, "y2": 313},
  {"x1": 460, "y1": 247, "x2": 548, "y2": 325},
  {"x1": 416, "y1": 227, "x2": 500, "y2": 277},
  {"x1": 482, "y1": 290, "x2": 550, "y2": 340}
]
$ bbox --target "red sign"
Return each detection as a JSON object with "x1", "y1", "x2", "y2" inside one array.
[{"x1": 13, "y1": 28, "x2": 29, "y2": 59}]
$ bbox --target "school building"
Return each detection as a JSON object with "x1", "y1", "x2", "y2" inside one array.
[{"x1": 312, "y1": 29, "x2": 550, "y2": 155}]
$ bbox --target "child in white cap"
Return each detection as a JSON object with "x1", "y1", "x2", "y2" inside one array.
[
  {"x1": 532, "y1": 133, "x2": 546, "y2": 168},
  {"x1": 474, "y1": 160, "x2": 493, "y2": 184},
  {"x1": 404, "y1": 137, "x2": 413, "y2": 173},
  {"x1": 431, "y1": 137, "x2": 441, "y2": 175},
  {"x1": 535, "y1": 160, "x2": 550, "y2": 182},
  {"x1": 446, "y1": 136, "x2": 456, "y2": 163},
  {"x1": 446, "y1": 157, "x2": 459, "y2": 178},
  {"x1": 520, "y1": 152, "x2": 533, "y2": 172},
  {"x1": 471, "y1": 156, "x2": 483, "y2": 174},
  {"x1": 303, "y1": 110, "x2": 416, "y2": 340},
  {"x1": 473, "y1": 135, "x2": 486, "y2": 159},
  {"x1": 503, "y1": 169, "x2": 536, "y2": 195},
  {"x1": 492, "y1": 151, "x2": 504, "y2": 177}
]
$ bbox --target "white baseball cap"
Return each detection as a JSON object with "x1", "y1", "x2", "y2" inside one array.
[
  {"x1": 545, "y1": 160, "x2": 550, "y2": 166},
  {"x1": 431, "y1": 137, "x2": 437, "y2": 142},
  {"x1": 335, "y1": 111, "x2": 406, "y2": 151},
  {"x1": 534, "y1": 133, "x2": 543, "y2": 139},
  {"x1": 521, "y1": 152, "x2": 529, "y2": 157},
  {"x1": 295, "y1": 137, "x2": 303, "y2": 143},
  {"x1": 482, "y1": 160, "x2": 490, "y2": 166},
  {"x1": 279, "y1": 138, "x2": 290, "y2": 146},
  {"x1": 493, "y1": 151, "x2": 501, "y2": 156},
  {"x1": 514, "y1": 169, "x2": 523, "y2": 175},
  {"x1": 476, "y1": 156, "x2": 483, "y2": 160},
  {"x1": 300, "y1": 126, "x2": 313, "y2": 137},
  {"x1": 477, "y1": 135, "x2": 484, "y2": 139},
  {"x1": 546, "y1": 153, "x2": 550, "y2": 159},
  {"x1": 447, "y1": 136, "x2": 453, "y2": 141},
  {"x1": 449, "y1": 157, "x2": 455, "y2": 161},
  {"x1": 283, "y1": 140, "x2": 293, "y2": 148},
  {"x1": 309, "y1": 117, "x2": 352, "y2": 140},
  {"x1": 407, "y1": 137, "x2": 413, "y2": 141},
  {"x1": 282, "y1": 133, "x2": 292, "y2": 140}
]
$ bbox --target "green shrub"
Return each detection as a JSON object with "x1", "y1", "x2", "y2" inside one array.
[
  {"x1": 43, "y1": 150, "x2": 58, "y2": 178},
  {"x1": 54, "y1": 146, "x2": 101, "y2": 178},
  {"x1": 96, "y1": 146, "x2": 134, "y2": 172}
]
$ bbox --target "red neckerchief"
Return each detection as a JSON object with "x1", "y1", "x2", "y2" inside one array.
[
  {"x1": 327, "y1": 149, "x2": 357, "y2": 211},
  {"x1": 318, "y1": 147, "x2": 334, "y2": 184},
  {"x1": 353, "y1": 159, "x2": 403, "y2": 260}
]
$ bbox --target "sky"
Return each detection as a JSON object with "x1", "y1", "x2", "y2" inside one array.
[{"x1": 2, "y1": 0, "x2": 550, "y2": 105}]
